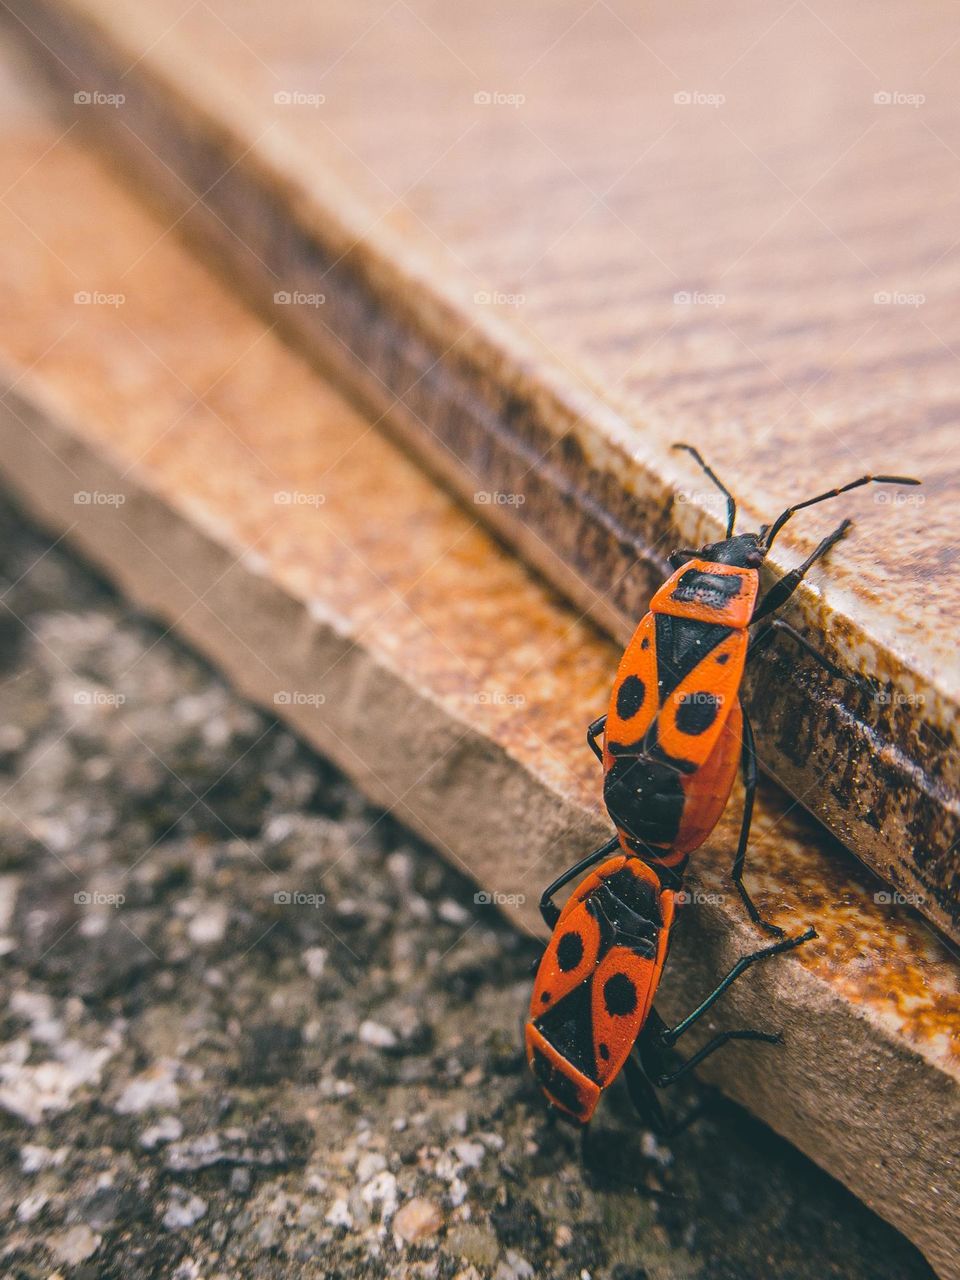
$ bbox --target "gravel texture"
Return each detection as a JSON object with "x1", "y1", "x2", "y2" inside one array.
[{"x1": 0, "y1": 494, "x2": 935, "y2": 1280}]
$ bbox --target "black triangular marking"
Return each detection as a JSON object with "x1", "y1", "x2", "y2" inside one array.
[
  {"x1": 654, "y1": 615, "x2": 732, "y2": 702},
  {"x1": 534, "y1": 978, "x2": 597, "y2": 1082}
]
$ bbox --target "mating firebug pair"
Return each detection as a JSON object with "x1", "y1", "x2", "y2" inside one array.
[{"x1": 527, "y1": 448, "x2": 920, "y2": 1128}]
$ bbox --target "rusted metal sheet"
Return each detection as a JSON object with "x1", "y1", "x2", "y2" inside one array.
[
  {"x1": 0, "y1": 47, "x2": 955, "y2": 1274},
  {"x1": 4, "y1": 0, "x2": 958, "y2": 942}
]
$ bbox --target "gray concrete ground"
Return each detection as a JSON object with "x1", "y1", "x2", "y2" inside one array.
[{"x1": 0, "y1": 493, "x2": 935, "y2": 1279}]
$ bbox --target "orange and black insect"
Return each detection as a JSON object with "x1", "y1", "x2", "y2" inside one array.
[
  {"x1": 526, "y1": 851, "x2": 814, "y2": 1128},
  {"x1": 542, "y1": 446, "x2": 921, "y2": 938}
]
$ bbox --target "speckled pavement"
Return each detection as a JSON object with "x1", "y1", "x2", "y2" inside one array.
[{"x1": 0, "y1": 493, "x2": 935, "y2": 1279}]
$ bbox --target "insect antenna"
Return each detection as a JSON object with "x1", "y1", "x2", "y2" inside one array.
[
  {"x1": 672, "y1": 443, "x2": 737, "y2": 538},
  {"x1": 763, "y1": 474, "x2": 921, "y2": 548}
]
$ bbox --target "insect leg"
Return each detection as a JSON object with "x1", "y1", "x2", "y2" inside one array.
[
  {"x1": 586, "y1": 715, "x2": 607, "y2": 763},
  {"x1": 623, "y1": 1049, "x2": 671, "y2": 1133},
  {"x1": 658, "y1": 928, "x2": 816, "y2": 1048},
  {"x1": 652, "y1": 1029, "x2": 782, "y2": 1087},
  {"x1": 749, "y1": 618, "x2": 855, "y2": 687},
  {"x1": 730, "y1": 710, "x2": 784, "y2": 938},
  {"x1": 752, "y1": 520, "x2": 851, "y2": 622},
  {"x1": 628, "y1": 1032, "x2": 708, "y2": 1137},
  {"x1": 637, "y1": 1011, "x2": 779, "y2": 1097},
  {"x1": 539, "y1": 833, "x2": 620, "y2": 929}
]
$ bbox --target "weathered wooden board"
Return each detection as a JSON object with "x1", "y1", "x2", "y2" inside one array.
[
  {"x1": 4, "y1": 0, "x2": 958, "y2": 941},
  {"x1": 0, "y1": 46, "x2": 955, "y2": 1275}
]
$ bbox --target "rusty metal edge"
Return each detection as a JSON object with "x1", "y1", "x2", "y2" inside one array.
[
  {"x1": 2, "y1": 0, "x2": 958, "y2": 948},
  {"x1": 0, "y1": 371, "x2": 956, "y2": 1279}
]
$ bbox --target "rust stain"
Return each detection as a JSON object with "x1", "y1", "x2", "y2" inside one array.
[{"x1": 696, "y1": 786, "x2": 960, "y2": 1068}]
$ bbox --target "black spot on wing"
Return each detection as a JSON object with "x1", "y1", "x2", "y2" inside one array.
[
  {"x1": 556, "y1": 931, "x2": 585, "y2": 972},
  {"x1": 603, "y1": 972, "x2": 638, "y2": 1017},
  {"x1": 675, "y1": 692, "x2": 721, "y2": 736},
  {"x1": 616, "y1": 674, "x2": 646, "y2": 720}
]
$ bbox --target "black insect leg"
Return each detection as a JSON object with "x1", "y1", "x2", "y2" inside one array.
[
  {"x1": 628, "y1": 1018, "x2": 712, "y2": 1134},
  {"x1": 652, "y1": 1028, "x2": 782, "y2": 1087},
  {"x1": 625, "y1": 1049, "x2": 713, "y2": 1137},
  {"x1": 539, "y1": 833, "x2": 620, "y2": 929},
  {"x1": 668, "y1": 547, "x2": 701, "y2": 570},
  {"x1": 730, "y1": 710, "x2": 784, "y2": 938},
  {"x1": 636, "y1": 1005, "x2": 780, "y2": 1094},
  {"x1": 751, "y1": 520, "x2": 850, "y2": 622},
  {"x1": 748, "y1": 618, "x2": 860, "y2": 691},
  {"x1": 623, "y1": 1051, "x2": 667, "y2": 1131},
  {"x1": 658, "y1": 928, "x2": 816, "y2": 1051},
  {"x1": 586, "y1": 715, "x2": 607, "y2": 763}
]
